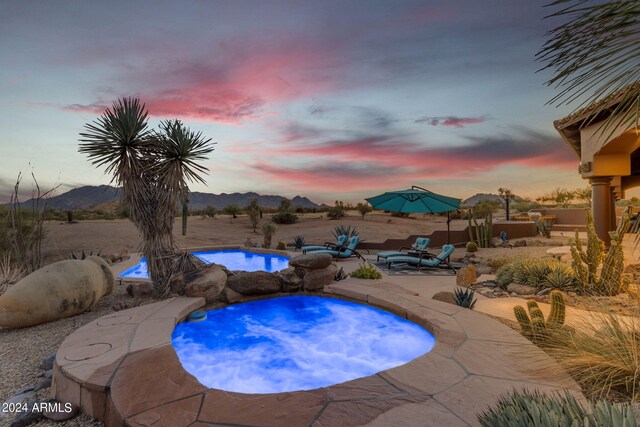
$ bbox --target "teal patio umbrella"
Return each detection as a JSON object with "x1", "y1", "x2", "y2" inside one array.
[{"x1": 366, "y1": 186, "x2": 461, "y2": 244}]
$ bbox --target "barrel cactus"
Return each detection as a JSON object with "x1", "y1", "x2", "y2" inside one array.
[{"x1": 466, "y1": 241, "x2": 478, "y2": 253}]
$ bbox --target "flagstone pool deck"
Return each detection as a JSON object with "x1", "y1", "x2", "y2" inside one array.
[{"x1": 52, "y1": 263, "x2": 585, "y2": 427}]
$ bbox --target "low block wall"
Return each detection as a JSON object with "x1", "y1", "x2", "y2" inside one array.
[{"x1": 359, "y1": 222, "x2": 538, "y2": 250}]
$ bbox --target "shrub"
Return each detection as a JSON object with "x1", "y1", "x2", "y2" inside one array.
[
  {"x1": 496, "y1": 258, "x2": 575, "y2": 291},
  {"x1": 454, "y1": 287, "x2": 477, "y2": 309},
  {"x1": 524, "y1": 260, "x2": 551, "y2": 287},
  {"x1": 478, "y1": 389, "x2": 636, "y2": 427},
  {"x1": 465, "y1": 242, "x2": 478, "y2": 252},
  {"x1": 272, "y1": 212, "x2": 298, "y2": 224},
  {"x1": 276, "y1": 241, "x2": 286, "y2": 250},
  {"x1": 544, "y1": 262, "x2": 576, "y2": 291},
  {"x1": 292, "y1": 235, "x2": 305, "y2": 250},
  {"x1": 327, "y1": 206, "x2": 345, "y2": 219},
  {"x1": 489, "y1": 256, "x2": 512, "y2": 271},
  {"x1": 472, "y1": 199, "x2": 500, "y2": 217},
  {"x1": 495, "y1": 263, "x2": 514, "y2": 286},
  {"x1": 356, "y1": 202, "x2": 372, "y2": 219},
  {"x1": 544, "y1": 308, "x2": 640, "y2": 402},
  {"x1": 223, "y1": 204, "x2": 241, "y2": 223},
  {"x1": 350, "y1": 262, "x2": 382, "y2": 280},
  {"x1": 0, "y1": 255, "x2": 25, "y2": 296},
  {"x1": 534, "y1": 215, "x2": 556, "y2": 238}
]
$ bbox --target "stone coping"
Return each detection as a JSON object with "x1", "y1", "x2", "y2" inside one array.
[{"x1": 52, "y1": 280, "x2": 584, "y2": 427}]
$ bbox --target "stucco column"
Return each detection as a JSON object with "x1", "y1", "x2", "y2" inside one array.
[
  {"x1": 610, "y1": 188, "x2": 617, "y2": 231},
  {"x1": 590, "y1": 176, "x2": 613, "y2": 246}
]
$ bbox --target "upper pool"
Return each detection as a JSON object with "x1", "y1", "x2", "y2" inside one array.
[
  {"x1": 172, "y1": 296, "x2": 436, "y2": 394},
  {"x1": 118, "y1": 249, "x2": 290, "y2": 279}
]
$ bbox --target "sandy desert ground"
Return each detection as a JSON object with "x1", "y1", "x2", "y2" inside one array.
[{"x1": 41, "y1": 211, "x2": 472, "y2": 263}]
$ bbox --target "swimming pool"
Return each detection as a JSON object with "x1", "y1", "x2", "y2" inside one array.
[
  {"x1": 171, "y1": 295, "x2": 436, "y2": 393},
  {"x1": 118, "y1": 249, "x2": 290, "y2": 279}
]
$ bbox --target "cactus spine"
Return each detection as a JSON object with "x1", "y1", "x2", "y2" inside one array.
[{"x1": 514, "y1": 291, "x2": 565, "y2": 343}]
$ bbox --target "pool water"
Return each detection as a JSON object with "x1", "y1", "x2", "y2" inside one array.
[
  {"x1": 118, "y1": 249, "x2": 290, "y2": 279},
  {"x1": 171, "y1": 296, "x2": 436, "y2": 393}
]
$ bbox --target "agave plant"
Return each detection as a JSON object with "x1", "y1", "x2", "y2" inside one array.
[
  {"x1": 292, "y1": 235, "x2": 306, "y2": 250},
  {"x1": 78, "y1": 98, "x2": 215, "y2": 296},
  {"x1": 331, "y1": 225, "x2": 358, "y2": 241},
  {"x1": 454, "y1": 287, "x2": 477, "y2": 309}
]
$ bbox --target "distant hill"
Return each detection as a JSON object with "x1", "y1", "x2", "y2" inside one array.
[
  {"x1": 461, "y1": 193, "x2": 524, "y2": 208},
  {"x1": 17, "y1": 185, "x2": 321, "y2": 211}
]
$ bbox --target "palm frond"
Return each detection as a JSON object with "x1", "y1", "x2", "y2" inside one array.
[{"x1": 538, "y1": 0, "x2": 640, "y2": 142}]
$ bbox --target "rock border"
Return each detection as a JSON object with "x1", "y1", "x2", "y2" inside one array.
[{"x1": 52, "y1": 279, "x2": 585, "y2": 426}]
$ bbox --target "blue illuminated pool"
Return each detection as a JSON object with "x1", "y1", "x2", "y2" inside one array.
[
  {"x1": 118, "y1": 249, "x2": 290, "y2": 279},
  {"x1": 171, "y1": 296, "x2": 436, "y2": 393}
]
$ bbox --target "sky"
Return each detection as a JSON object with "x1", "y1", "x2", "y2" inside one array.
[{"x1": 0, "y1": 0, "x2": 588, "y2": 204}]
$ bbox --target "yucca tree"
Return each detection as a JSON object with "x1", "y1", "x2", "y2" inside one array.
[
  {"x1": 538, "y1": 0, "x2": 640, "y2": 140},
  {"x1": 79, "y1": 98, "x2": 215, "y2": 295}
]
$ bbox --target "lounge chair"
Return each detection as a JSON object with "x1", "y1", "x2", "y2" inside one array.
[
  {"x1": 302, "y1": 235, "x2": 348, "y2": 254},
  {"x1": 386, "y1": 244, "x2": 456, "y2": 272},
  {"x1": 311, "y1": 236, "x2": 363, "y2": 260},
  {"x1": 376, "y1": 237, "x2": 431, "y2": 262}
]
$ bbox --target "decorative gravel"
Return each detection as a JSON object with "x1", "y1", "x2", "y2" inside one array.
[{"x1": 0, "y1": 283, "x2": 155, "y2": 427}]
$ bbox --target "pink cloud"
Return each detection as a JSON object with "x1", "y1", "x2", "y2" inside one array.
[
  {"x1": 245, "y1": 129, "x2": 578, "y2": 192},
  {"x1": 62, "y1": 38, "x2": 342, "y2": 124}
]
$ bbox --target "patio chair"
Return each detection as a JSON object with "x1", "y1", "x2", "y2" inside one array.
[
  {"x1": 302, "y1": 235, "x2": 348, "y2": 254},
  {"x1": 311, "y1": 236, "x2": 363, "y2": 260},
  {"x1": 376, "y1": 237, "x2": 431, "y2": 262},
  {"x1": 386, "y1": 244, "x2": 456, "y2": 272}
]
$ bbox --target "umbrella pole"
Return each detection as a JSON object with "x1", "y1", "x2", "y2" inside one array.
[{"x1": 447, "y1": 211, "x2": 451, "y2": 244}]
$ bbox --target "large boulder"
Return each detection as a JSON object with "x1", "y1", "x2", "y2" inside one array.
[
  {"x1": 455, "y1": 264, "x2": 478, "y2": 287},
  {"x1": 302, "y1": 265, "x2": 338, "y2": 291},
  {"x1": 169, "y1": 264, "x2": 227, "y2": 303},
  {"x1": 0, "y1": 256, "x2": 113, "y2": 328},
  {"x1": 227, "y1": 271, "x2": 282, "y2": 295},
  {"x1": 278, "y1": 268, "x2": 303, "y2": 292},
  {"x1": 432, "y1": 291, "x2": 456, "y2": 305},
  {"x1": 289, "y1": 254, "x2": 333, "y2": 270}
]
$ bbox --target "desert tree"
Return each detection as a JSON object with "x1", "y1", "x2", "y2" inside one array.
[
  {"x1": 78, "y1": 97, "x2": 215, "y2": 296},
  {"x1": 223, "y1": 204, "x2": 241, "y2": 223},
  {"x1": 356, "y1": 202, "x2": 372, "y2": 219}
]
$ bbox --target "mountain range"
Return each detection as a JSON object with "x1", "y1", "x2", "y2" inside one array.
[{"x1": 19, "y1": 185, "x2": 321, "y2": 211}]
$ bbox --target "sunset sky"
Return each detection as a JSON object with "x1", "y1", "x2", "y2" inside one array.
[{"x1": 0, "y1": 0, "x2": 587, "y2": 204}]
